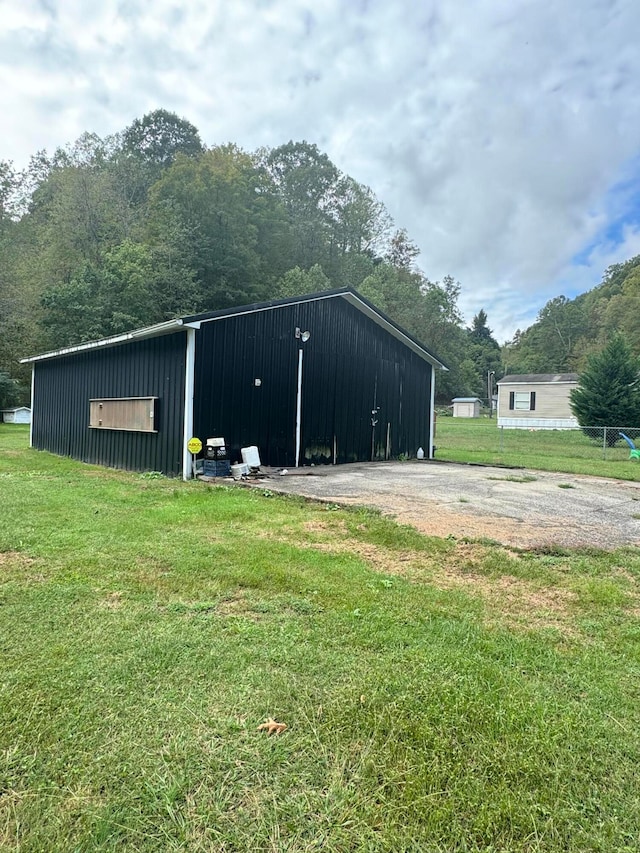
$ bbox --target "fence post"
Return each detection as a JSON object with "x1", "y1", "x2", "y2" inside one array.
[{"x1": 603, "y1": 426, "x2": 607, "y2": 460}]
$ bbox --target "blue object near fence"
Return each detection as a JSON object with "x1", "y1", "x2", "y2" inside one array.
[{"x1": 619, "y1": 432, "x2": 640, "y2": 460}]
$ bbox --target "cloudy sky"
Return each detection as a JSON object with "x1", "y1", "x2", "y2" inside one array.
[{"x1": 2, "y1": 0, "x2": 639, "y2": 341}]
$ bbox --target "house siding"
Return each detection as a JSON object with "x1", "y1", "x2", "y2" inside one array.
[
  {"x1": 193, "y1": 297, "x2": 433, "y2": 467},
  {"x1": 497, "y1": 380, "x2": 578, "y2": 428},
  {"x1": 31, "y1": 333, "x2": 187, "y2": 474}
]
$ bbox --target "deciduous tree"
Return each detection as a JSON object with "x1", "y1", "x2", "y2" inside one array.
[
  {"x1": 121, "y1": 109, "x2": 204, "y2": 168},
  {"x1": 0, "y1": 371, "x2": 20, "y2": 410},
  {"x1": 275, "y1": 264, "x2": 331, "y2": 298}
]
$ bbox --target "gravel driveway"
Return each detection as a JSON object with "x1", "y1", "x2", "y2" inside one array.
[{"x1": 251, "y1": 461, "x2": 640, "y2": 551}]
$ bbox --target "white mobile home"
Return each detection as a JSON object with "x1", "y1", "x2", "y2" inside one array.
[{"x1": 497, "y1": 374, "x2": 579, "y2": 429}]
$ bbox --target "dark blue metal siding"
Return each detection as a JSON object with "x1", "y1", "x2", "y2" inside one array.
[
  {"x1": 31, "y1": 333, "x2": 187, "y2": 475},
  {"x1": 193, "y1": 297, "x2": 433, "y2": 466}
]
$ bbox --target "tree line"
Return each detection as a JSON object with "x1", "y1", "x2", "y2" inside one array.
[
  {"x1": 0, "y1": 109, "x2": 504, "y2": 408},
  {"x1": 502, "y1": 254, "x2": 640, "y2": 375},
  {"x1": 3, "y1": 108, "x2": 637, "y2": 416},
  {"x1": 501, "y1": 254, "x2": 640, "y2": 430}
]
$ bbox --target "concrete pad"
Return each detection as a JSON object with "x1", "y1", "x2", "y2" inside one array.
[{"x1": 250, "y1": 461, "x2": 640, "y2": 551}]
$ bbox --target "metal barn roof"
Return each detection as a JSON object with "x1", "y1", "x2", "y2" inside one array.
[{"x1": 21, "y1": 287, "x2": 449, "y2": 371}]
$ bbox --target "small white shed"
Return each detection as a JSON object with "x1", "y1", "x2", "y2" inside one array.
[
  {"x1": 1, "y1": 406, "x2": 31, "y2": 424},
  {"x1": 452, "y1": 397, "x2": 482, "y2": 418}
]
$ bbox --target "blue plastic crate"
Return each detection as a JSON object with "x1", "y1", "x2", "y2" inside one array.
[{"x1": 202, "y1": 459, "x2": 231, "y2": 477}]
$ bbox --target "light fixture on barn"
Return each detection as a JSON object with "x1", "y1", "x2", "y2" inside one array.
[{"x1": 294, "y1": 327, "x2": 312, "y2": 468}]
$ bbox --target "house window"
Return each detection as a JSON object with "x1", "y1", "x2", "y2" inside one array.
[
  {"x1": 89, "y1": 397, "x2": 158, "y2": 432},
  {"x1": 509, "y1": 391, "x2": 536, "y2": 411}
]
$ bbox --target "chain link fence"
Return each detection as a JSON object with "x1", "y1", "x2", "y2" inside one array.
[
  {"x1": 579, "y1": 426, "x2": 640, "y2": 456},
  {"x1": 434, "y1": 419, "x2": 640, "y2": 464}
]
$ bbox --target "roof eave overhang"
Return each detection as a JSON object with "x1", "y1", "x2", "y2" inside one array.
[
  {"x1": 20, "y1": 318, "x2": 188, "y2": 364},
  {"x1": 341, "y1": 291, "x2": 448, "y2": 370}
]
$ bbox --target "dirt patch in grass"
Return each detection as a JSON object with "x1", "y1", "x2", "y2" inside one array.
[
  {"x1": 308, "y1": 494, "x2": 561, "y2": 548},
  {"x1": 436, "y1": 560, "x2": 578, "y2": 634},
  {"x1": 216, "y1": 591, "x2": 264, "y2": 619},
  {"x1": 0, "y1": 551, "x2": 43, "y2": 583},
  {"x1": 610, "y1": 565, "x2": 639, "y2": 583},
  {"x1": 282, "y1": 532, "x2": 580, "y2": 634},
  {"x1": 0, "y1": 551, "x2": 34, "y2": 567},
  {"x1": 398, "y1": 539, "x2": 579, "y2": 634},
  {"x1": 375, "y1": 502, "x2": 566, "y2": 548},
  {"x1": 315, "y1": 538, "x2": 417, "y2": 573},
  {"x1": 100, "y1": 591, "x2": 124, "y2": 609},
  {"x1": 303, "y1": 519, "x2": 348, "y2": 534}
]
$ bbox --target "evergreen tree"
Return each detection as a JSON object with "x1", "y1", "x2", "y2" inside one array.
[
  {"x1": 466, "y1": 309, "x2": 501, "y2": 398},
  {"x1": 570, "y1": 334, "x2": 640, "y2": 435},
  {"x1": 469, "y1": 309, "x2": 493, "y2": 343}
]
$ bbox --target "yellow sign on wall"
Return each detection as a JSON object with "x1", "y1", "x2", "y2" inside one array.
[{"x1": 187, "y1": 437, "x2": 202, "y2": 455}]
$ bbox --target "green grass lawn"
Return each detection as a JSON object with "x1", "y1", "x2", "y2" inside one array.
[
  {"x1": 2, "y1": 425, "x2": 640, "y2": 851},
  {"x1": 435, "y1": 416, "x2": 640, "y2": 481}
]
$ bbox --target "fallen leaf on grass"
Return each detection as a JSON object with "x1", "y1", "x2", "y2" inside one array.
[{"x1": 257, "y1": 717, "x2": 287, "y2": 735}]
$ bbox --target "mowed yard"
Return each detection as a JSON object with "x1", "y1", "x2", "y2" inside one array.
[
  {"x1": 1, "y1": 425, "x2": 640, "y2": 852},
  {"x1": 434, "y1": 415, "x2": 640, "y2": 479}
]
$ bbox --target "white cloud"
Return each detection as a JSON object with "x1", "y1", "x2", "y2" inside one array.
[{"x1": 1, "y1": 0, "x2": 639, "y2": 342}]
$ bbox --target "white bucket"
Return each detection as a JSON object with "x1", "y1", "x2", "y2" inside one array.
[
  {"x1": 231, "y1": 463, "x2": 245, "y2": 480},
  {"x1": 241, "y1": 446, "x2": 261, "y2": 467}
]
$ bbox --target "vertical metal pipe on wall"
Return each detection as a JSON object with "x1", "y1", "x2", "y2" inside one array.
[
  {"x1": 295, "y1": 348, "x2": 303, "y2": 467},
  {"x1": 428, "y1": 365, "x2": 435, "y2": 458},
  {"x1": 29, "y1": 366, "x2": 35, "y2": 447},
  {"x1": 182, "y1": 327, "x2": 196, "y2": 481}
]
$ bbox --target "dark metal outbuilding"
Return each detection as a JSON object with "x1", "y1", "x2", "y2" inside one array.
[{"x1": 21, "y1": 288, "x2": 448, "y2": 478}]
